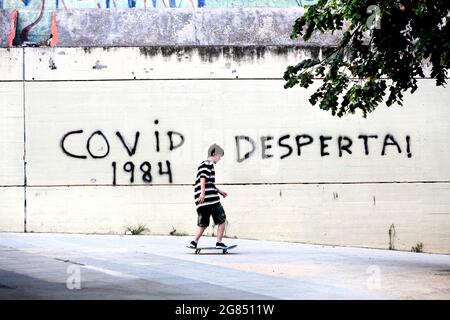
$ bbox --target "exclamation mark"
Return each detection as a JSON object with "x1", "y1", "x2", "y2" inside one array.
[{"x1": 406, "y1": 135, "x2": 412, "y2": 158}]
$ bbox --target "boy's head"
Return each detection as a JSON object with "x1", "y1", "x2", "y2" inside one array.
[{"x1": 207, "y1": 144, "x2": 224, "y2": 164}]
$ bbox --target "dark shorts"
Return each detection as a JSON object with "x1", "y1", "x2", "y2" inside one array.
[{"x1": 196, "y1": 202, "x2": 226, "y2": 227}]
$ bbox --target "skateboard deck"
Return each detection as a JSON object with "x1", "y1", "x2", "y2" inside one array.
[{"x1": 186, "y1": 244, "x2": 237, "y2": 254}]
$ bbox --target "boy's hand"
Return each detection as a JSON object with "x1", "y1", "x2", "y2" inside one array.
[
  {"x1": 197, "y1": 193, "x2": 206, "y2": 204},
  {"x1": 218, "y1": 190, "x2": 228, "y2": 198}
]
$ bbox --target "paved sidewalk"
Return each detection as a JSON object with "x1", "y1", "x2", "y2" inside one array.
[{"x1": 0, "y1": 233, "x2": 449, "y2": 299}]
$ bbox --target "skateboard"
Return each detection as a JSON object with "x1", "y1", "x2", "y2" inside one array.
[{"x1": 186, "y1": 244, "x2": 237, "y2": 254}]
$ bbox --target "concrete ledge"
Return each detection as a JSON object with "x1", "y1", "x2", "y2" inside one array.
[{"x1": 54, "y1": 8, "x2": 342, "y2": 47}]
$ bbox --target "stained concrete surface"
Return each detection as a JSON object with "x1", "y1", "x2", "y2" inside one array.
[
  {"x1": 0, "y1": 233, "x2": 449, "y2": 299},
  {"x1": 0, "y1": 9, "x2": 14, "y2": 47},
  {"x1": 52, "y1": 8, "x2": 342, "y2": 47}
]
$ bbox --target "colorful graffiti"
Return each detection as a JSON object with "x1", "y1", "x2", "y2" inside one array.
[
  {"x1": 1, "y1": 0, "x2": 317, "y2": 9},
  {"x1": 1, "y1": 0, "x2": 317, "y2": 44}
]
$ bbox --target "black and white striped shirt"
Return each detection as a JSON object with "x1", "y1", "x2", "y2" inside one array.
[{"x1": 194, "y1": 159, "x2": 220, "y2": 208}]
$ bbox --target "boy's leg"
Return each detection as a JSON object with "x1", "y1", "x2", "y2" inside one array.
[
  {"x1": 194, "y1": 226, "x2": 206, "y2": 243},
  {"x1": 216, "y1": 223, "x2": 225, "y2": 243},
  {"x1": 212, "y1": 203, "x2": 227, "y2": 244},
  {"x1": 193, "y1": 207, "x2": 210, "y2": 243}
]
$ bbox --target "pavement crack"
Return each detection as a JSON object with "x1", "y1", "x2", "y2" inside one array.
[{"x1": 53, "y1": 257, "x2": 85, "y2": 266}]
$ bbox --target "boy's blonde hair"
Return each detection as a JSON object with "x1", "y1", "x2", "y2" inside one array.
[{"x1": 208, "y1": 144, "x2": 224, "y2": 157}]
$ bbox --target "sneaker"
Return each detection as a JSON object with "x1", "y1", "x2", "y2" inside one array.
[
  {"x1": 216, "y1": 242, "x2": 227, "y2": 249},
  {"x1": 188, "y1": 241, "x2": 197, "y2": 249}
]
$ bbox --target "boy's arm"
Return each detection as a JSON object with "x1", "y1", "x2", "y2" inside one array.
[
  {"x1": 216, "y1": 186, "x2": 227, "y2": 197},
  {"x1": 198, "y1": 177, "x2": 206, "y2": 203},
  {"x1": 200, "y1": 177, "x2": 206, "y2": 193}
]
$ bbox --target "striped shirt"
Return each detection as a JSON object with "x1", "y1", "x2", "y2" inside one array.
[{"x1": 194, "y1": 159, "x2": 220, "y2": 208}]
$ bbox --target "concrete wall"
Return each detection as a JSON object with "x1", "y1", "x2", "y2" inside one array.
[
  {"x1": 0, "y1": 9, "x2": 16, "y2": 47},
  {"x1": 1, "y1": 0, "x2": 317, "y2": 43},
  {"x1": 0, "y1": 7, "x2": 340, "y2": 47},
  {"x1": 1, "y1": 45, "x2": 449, "y2": 254},
  {"x1": 0, "y1": 8, "x2": 449, "y2": 254}
]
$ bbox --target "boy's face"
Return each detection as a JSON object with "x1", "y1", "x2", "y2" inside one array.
[{"x1": 211, "y1": 154, "x2": 222, "y2": 164}]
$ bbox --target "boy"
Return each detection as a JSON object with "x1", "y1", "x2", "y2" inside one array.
[{"x1": 189, "y1": 144, "x2": 228, "y2": 249}]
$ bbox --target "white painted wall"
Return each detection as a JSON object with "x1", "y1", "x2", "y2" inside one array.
[
  {"x1": 1, "y1": 47, "x2": 449, "y2": 253},
  {"x1": 0, "y1": 49, "x2": 24, "y2": 232}
]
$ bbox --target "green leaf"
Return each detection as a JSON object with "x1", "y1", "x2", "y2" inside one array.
[{"x1": 284, "y1": 0, "x2": 450, "y2": 117}]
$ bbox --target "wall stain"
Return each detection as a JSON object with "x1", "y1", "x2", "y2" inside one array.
[
  {"x1": 48, "y1": 57, "x2": 57, "y2": 70},
  {"x1": 92, "y1": 60, "x2": 107, "y2": 70},
  {"x1": 137, "y1": 46, "x2": 320, "y2": 63}
]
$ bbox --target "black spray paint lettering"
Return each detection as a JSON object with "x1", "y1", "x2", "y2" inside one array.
[
  {"x1": 358, "y1": 135, "x2": 378, "y2": 155},
  {"x1": 261, "y1": 136, "x2": 274, "y2": 159},
  {"x1": 116, "y1": 131, "x2": 140, "y2": 157},
  {"x1": 112, "y1": 160, "x2": 172, "y2": 185},
  {"x1": 61, "y1": 130, "x2": 185, "y2": 159},
  {"x1": 406, "y1": 135, "x2": 412, "y2": 158},
  {"x1": 338, "y1": 136, "x2": 353, "y2": 157},
  {"x1": 235, "y1": 136, "x2": 256, "y2": 163},
  {"x1": 320, "y1": 135, "x2": 332, "y2": 157},
  {"x1": 168, "y1": 131, "x2": 185, "y2": 151},
  {"x1": 61, "y1": 119, "x2": 184, "y2": 184},
  {"x1": 154, "y1": 119, "x2": 160, "y2": 152},
  {"x1": 158, "y1": 161, "x2": 173, "y2": 183},
  {"x1": 295, "y1": 135, "x2": 314, "y2": 156},
  {"x1": 235, "y1": 133, "x2": 412, "y2": 161},
  {"x1": 60, "y1": 130, "x2": 87, "y2": 159},
  {"x1": 278, "y1": 135, "x2": 293, "y2": 159},
  {"x1": 87, "y1": 131, "x2": 110, "y2": 159},
  {"x1": 382, "y1": 134, "x2": 401, "y2": 156},
  {"x1": 236, "y1": 134, "x2": 318, "y2": 162}
]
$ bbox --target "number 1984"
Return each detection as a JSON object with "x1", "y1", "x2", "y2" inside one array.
[{"x1": 111, "y1": 160, "x2": 172, "y2": 185}]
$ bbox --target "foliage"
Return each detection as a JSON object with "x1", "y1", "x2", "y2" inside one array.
[
  {"x1": 284, "y1": 0, "x2": 450, "y2": 117},
  {"x1": 125, "y1": 224, "x2": 149, "y2": 235},
  {"x1": 169, "y1": 226, "x2": 188, "y2": 236},
  {"x1": 411, "y1": 242, "x2": 423, "y2": 252}
]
